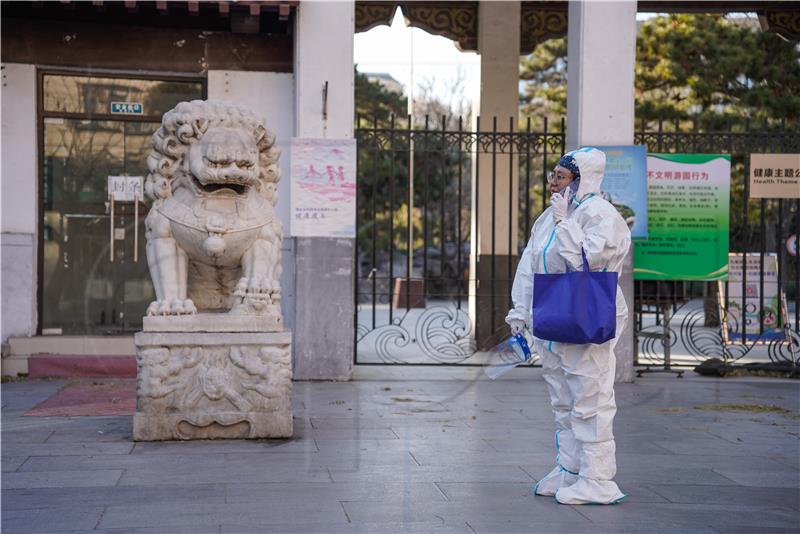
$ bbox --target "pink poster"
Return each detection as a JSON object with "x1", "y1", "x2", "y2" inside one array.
[{"x1": 290, "y1": 138, "x2": 356, "y2": 237}]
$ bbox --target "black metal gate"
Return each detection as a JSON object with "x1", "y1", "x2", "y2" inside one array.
[
  {"x1": 633, "y1": 118, "x2": 800, "y2": 368},
  {"x1": 354, "y1": 115, "x2": 565, "y2": 364},
  {"x1": 354, "y1": 115, "x2": 800, "y2": 368}
]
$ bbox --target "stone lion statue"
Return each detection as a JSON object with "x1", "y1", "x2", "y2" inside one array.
[{"x1": 143, "y1": 100, "x2": 282, "y2": 317}]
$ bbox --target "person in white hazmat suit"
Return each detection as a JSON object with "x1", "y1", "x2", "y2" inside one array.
[{"x1": 505, "y1": 147, "x2": 631, "y2": 505}]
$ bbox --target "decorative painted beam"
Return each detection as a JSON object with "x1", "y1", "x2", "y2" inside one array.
[
  {"x1": 761, "y1": 9, "x2": 800, "y2": 41},
  {"x1": 403, "y1": 1, "x2": 479, "y2": 52},
  {"x1": 355, "y1": 1, "x2": 798, "y2": 52},
  {"x1": 355, "y1": 1, "x2": 397, "y2": 33},
  {"x1": 520, "y1": 3, "x2": 567, "y2": 54},
  {"x1": 355, "y1": 1, "x2": 567, "y2": 54}
]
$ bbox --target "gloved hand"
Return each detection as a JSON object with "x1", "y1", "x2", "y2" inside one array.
[
  {"x1": 551, "y1": 192, "x2": 569, "y2": 224},
  {"x1": 508, "y1": 319, "x2": 526, "y2": 336}
]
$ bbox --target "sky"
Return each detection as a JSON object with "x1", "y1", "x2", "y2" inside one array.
[
  {"x1": 353, "y1": 9, "x2": 658, "y2": 109},
  {"x1": 353, "y1": 9, "x2": 480, "y2": 111}
]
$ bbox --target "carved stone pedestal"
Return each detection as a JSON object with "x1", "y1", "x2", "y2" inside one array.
[{"x1": 133, "y1": 329, "x2": 292, "y2": 441}]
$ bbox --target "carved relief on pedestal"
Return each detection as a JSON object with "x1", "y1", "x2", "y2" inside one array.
[
  {"x1": 138, "y1": 345, "x2": 291, "y2": 412},
  {"x1": 134, "y1": 334, "x2": 293, "y2": 440}
]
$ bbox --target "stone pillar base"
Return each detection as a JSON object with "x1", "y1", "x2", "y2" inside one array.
[{"x1": 133, "y1": 330, "x2": 292, "y2": 441}]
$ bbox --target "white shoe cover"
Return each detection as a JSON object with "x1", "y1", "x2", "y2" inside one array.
[
  {"x1": 555, "y1": 476, "x2": 626, "y2": 505},
  {"x1": 533, "y1": 465, "x2": 579, "y2": 496}
]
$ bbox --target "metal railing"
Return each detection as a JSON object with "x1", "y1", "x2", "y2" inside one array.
[
  {"x1": 354, "y1": 115, "x2": 800, "y2": 368},
  {"x1": 354, "y1": 114, "x2": 565, "y2": 364}
]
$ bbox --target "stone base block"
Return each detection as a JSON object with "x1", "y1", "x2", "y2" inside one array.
[
  {"x1": 143, "y1": 313, "x2": 282, "y2": 333},
  {"x1": 134, "y1": 331, "x2": 292, "y2": 441},
  {"x1": 133, "y1": 411, "x2": 292, "y2": 441}
]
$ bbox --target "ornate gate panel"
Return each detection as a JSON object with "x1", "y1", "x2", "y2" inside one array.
[{"x1": 354, "y1": 115, "x2": 565, "y2": 365}]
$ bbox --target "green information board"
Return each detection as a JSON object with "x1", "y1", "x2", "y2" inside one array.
[{"x1": 634, "y1": 154, "x2": 731, "y2": 281}]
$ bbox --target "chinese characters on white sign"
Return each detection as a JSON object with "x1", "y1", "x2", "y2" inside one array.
[
  {"x1": 749, "y1": 153, "x2": 800, "y2": 198},
  {"x1": 107, "y1": 176, "x2": 143, "y2": 201}
]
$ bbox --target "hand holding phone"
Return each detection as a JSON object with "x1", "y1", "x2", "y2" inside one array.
[{"x1": 551, "y1": 192, "x2": 569, "y2": 223}]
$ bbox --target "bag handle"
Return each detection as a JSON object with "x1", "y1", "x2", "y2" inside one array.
[
  {"x1": 563, "y1": 195, "x2": 595, "y2": 273},
  {"x1": 565, "y1": 247, "x2": 591, "y2": 273}
]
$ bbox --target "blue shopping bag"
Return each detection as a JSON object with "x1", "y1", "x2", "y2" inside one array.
[{"x1": 532, "y1": 249, "x2": 617, "y2": 344}]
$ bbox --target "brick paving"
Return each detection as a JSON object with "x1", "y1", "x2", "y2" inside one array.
[{"x1": 2, "y1": 367, "x2": 798, "y2": 533}]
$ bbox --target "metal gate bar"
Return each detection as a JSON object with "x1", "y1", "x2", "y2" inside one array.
[{"x1": 354, "y1": 115, "x2": 564, "y2": 365}]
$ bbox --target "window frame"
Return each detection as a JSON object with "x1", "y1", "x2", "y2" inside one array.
[{"x1": 36, "y1": 67, "x2": 207, "y2": 335}]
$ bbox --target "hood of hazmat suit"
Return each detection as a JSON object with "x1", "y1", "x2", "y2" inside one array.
[{"x1": 505, "y1": 147, "x2": 631, "y2": 505}]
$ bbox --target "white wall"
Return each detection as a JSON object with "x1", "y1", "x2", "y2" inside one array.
[
  {"x1": 294, "y1": 1, "x2": 354, "y2": 139},
  {"x1": 2, "y1": 64, "x2": 37, "y2": 235},
  {"x1": 1, "y1": 63, "x2": 38, "y2": 343},
  {"x1": 207, "y1": 70, "x2": 296, "y2": 333}
]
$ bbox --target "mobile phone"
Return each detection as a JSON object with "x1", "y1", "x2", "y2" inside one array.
[{"x1": 568, "y1": 180, "x2": 579, "y2": 197}]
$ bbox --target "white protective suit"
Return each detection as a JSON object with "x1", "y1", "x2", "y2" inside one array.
[{"x1": 506, "y1": 147, "x2": 631, "y2": 505}]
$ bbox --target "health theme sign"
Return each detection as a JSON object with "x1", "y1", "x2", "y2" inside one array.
[
  {"x1": 597, "y1": 145, "x2": 648, "y2": 239},
  {"x1": 749, "y1": 153, "x2": 800, "y2": 199},
  {"x1": 634, "y1": 154, "x2": 731, "y2": 280},
  {"x1": 290, "y1": 138, "x2": 356, "y2": 237},
  {"x1": 723, "y1": 253, "x2": 784, "y2": 341}
]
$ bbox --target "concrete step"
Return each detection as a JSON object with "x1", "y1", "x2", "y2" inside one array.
[{"x1": 3, "y1": 336, "x2": 135, "y2": 378}]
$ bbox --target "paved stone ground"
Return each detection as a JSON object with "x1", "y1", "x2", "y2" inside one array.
[{"x1": 2, "y1": 367, "x2": 798, "y2": 533}]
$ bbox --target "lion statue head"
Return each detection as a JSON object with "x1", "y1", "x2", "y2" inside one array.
[{"x1": 145, "y1": 100, "x2": 281, "y2": 205}]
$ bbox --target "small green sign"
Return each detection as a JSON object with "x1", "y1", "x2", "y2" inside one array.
[{"x1": 110, "y1": 102, "x2": 143, "y2": 115}]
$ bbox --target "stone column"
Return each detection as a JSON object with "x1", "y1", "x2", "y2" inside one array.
[
  {"x1": 292, "y1": 1, "x2": 355, "y2": 380},
  {"x1": 471, "y1": 1, "x2": 521, "y2": 349},
  {"x1": 566, "y1": 0, "x2": 637, "y2": 382}
]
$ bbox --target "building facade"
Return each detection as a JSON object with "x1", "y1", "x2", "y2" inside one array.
[
  {"x1": 2, "y1": 1, "x2": 797, "y2": 380},
  {"x1": 1, "y1": 0, "x2": 356, "y2": 379}
]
